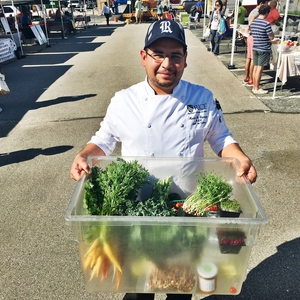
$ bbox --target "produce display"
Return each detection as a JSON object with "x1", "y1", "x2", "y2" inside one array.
[
  {"x1": 65, "y1": 157, "x2": 268, "y2": 294},
  {"x1": 283, "y1": 40, "x2": 297, "y2": 48},
  {"x1": 80, "y1": 158, "x2": 246, "y2": 292},
  {"x1": 280, "y1": 40, "x2": 298, "y2": 52}
]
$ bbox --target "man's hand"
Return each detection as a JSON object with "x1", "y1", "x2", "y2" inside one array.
[
  {"x1": 219, "y1": 143, "x2": 257, "y2": 184},
  {"x1": 236, "y1": 160, "x2": 257, "y2": 183},
  {"x1": 70, "y1": 143, "x2": 106, "y2": 181},
  {"x1": 70, "y1": 154, "x2": 91, "y2": 181}
]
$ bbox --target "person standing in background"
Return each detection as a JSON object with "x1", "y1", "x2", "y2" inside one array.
[
  {"x1": 250, "y1": 5, "x2": 274, "y2": 94},
  {"x1": 157, "y1": 1, "x2": 163, "y2": 20},
  {"x1": 196, "y1": 0, "x2": 203, "y2": 25},
  {"x1": 115, "y1": 0, "x2": 119, "y2": 14},
  {"x1": 237, "y1": 1, "x2": 247, "y2": 24},
  {"x1": 265, "y1": 0, "x2": 280, "y2": 25},
  {"x1": 21, "y1": 8, "x2": 32, "y2": 27},
  {"x1": 207, "y1": 0, "x2": 224, "y2": 56},
  {"x1": 243, "y1": 0, "x2": 268, "y2": 85},
  {"x1": 102, "y1": 2, "x2": 110, "y2": 26},
  {"x1": 110, "y1": 0, "x2": 115, "y2": 14},
  {"x1": 134, "y1": 0, "x2": 143, "y2": 24},
  {"x1": 248, "y1": 0, "x2": 268, "y2": 26}
]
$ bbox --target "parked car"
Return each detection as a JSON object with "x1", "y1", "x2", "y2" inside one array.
[
  {"x1": 169, "y1": 0, "x2": 182, "y2": 9},
  {"x1": 2, "y1": 5, "x2": 22, "y2": 18},
  {"x1": 68, "y1": 0, "x2": 81, "y2": 8},
  {"x1": 182, "y1": 0, "x2": 198, "y2": 13}
]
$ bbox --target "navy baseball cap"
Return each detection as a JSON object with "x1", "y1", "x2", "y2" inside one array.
[{"x1": 144, "y1": 20, "x2": 187, "y2": 50}]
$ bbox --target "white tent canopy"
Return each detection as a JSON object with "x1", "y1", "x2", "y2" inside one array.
[{"x1": 227, "y1": 0, "x2": 298, "y2": 98}]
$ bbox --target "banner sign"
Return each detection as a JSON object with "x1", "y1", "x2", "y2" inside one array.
[
  {"x1": 30, "y1": 25, "x2": 47, "y2": 45},
  {"x1": 0, "y1": 38, "x2": 16, "y2": 63},
  {"x1": 0, "y1": 17, "x2": 11, "y2": 34}
]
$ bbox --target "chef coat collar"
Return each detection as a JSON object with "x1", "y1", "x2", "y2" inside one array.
[{"x1": 144, "y1": 76, "x2": 183, "y2": 96}]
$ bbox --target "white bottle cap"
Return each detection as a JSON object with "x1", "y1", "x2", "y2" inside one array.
[{"x1": 197, "y1": 262, "x2": 218, "y2": 279}]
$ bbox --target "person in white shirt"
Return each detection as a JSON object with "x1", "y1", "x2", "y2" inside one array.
[
  {"x1": 207, "y1": 0, "x2": 224, "y2": 55},
  {"x1": 70, "y1": 19, "x2": 256, "y2": 188},
  {"x1": 70, "y1": 18, "x2": 256, "y2": 300},
  {"x1": 102, "y1": 1, "x2": 110, "y2": 26}
]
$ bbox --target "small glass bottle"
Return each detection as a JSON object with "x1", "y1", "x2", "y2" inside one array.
[{"x1": 197, "y1": 262, "x2": 218, "y2": 293}]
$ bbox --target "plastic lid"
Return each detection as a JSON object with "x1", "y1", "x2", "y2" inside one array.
[{"x1": 197, "y1": 262, "x2": 218, "y2": 279}]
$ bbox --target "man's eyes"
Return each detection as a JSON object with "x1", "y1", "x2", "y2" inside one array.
[
  {"x1": 153, "y1": 53, "x2": 165, "y2": 59},
  {"x1": 153, "y1": 54, "x2": 183, "y2": 60}
]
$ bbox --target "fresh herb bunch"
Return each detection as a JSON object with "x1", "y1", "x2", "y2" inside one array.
[
  {"x1": 84, "y1": 166, "x2": 105, "y2": 215},
  {"x1": 183, "y1": 172, "x2": 233, "y2": 216},
  {"x1": 84, "y1": 159, "x2": 175, "y2": 216},
  {"x1": 126, "y1": 177, "x2": 176, "y2": 216},
  {"x1": 84, "y1": 158, "x2": 150, "y2": 216},
  {"x1": 220, "y1": 199, "x2": 241, "y2": 213}
]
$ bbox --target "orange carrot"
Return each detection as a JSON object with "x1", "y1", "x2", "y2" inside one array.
[
  {"x1": 115, "y1": 270, "x2": 122, "y2": 291},
  {"x1": 103, "y1": 242, "x2": 122, "y2": 273},
  {"x1": 100, "y1": 255, "x2": 110, "y2": 281}
]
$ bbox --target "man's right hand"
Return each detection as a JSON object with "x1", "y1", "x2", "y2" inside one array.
[
  {"x1": 70, "y1": 143, "x2": 106, "y2": 181},
  {"x1": 70, "y1": 154, "x2": 91, "y2": 181}
]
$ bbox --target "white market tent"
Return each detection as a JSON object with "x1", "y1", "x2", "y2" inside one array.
[
  {"x1": 271, "y1": 0, "x2": 291, "y2": 98},
  {"x1": 202, "y1": 0, "x2": 298, "y2": 98},
  {"x1": 227, "y1": 0, "x2": 298, "y2": 98},
  {"x1": 1, "y1": 0, "x2": 59, "y2": 50}
]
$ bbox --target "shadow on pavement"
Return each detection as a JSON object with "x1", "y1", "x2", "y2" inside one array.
[
  {"x1": 30, "y1": 94, "x2": 97, "y2": 110},
  {"x1": 204, "y1": 237, "x2": 300, "y2": 299},
  {"x1": 0, "y1": 145, "x2": 73, "y2": 167},
  {"x1": 0, "y1": 24, "x2": 123, "y2": 138}
]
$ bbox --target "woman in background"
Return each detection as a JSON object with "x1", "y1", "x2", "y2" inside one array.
[{"x1": 207, "y1": 0, "x2": 223, "y2": 56}]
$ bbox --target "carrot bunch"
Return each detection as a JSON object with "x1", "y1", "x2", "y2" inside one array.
[{"x1": 83, "y1": 237, "x2": 122, "y2": 290}]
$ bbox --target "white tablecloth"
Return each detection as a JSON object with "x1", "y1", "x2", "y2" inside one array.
[{"x1": 271, "y1": 49, "x2": 300, "y2": 85}]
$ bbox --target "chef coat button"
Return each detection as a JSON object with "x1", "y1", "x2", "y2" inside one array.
[
  {"x1": 150, "y1": 153, "x2": 155, "y2": 156},
  {"x1": 148, "y1": 123, "x2": 151, "y2": 128},
  {"x1": 180, "y1": 124, "x2": 184, "y2": 128}
]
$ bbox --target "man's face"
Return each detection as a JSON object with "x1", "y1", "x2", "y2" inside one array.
[{"x1": 140, "y1": 38, "x2": 187, "y2": 95}]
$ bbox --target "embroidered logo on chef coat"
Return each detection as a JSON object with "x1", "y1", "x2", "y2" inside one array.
[{"x1": 187, "y1": 104, "x2": 208, "y2": 126}]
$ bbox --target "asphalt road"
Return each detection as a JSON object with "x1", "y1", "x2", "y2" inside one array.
[{"x1": 0, "y1": 16, "x2": 299, "y2": 300}]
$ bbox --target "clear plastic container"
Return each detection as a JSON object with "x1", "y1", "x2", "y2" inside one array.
[{"x1": 65, "y1": 156, "x2": 268, "y2": 295}]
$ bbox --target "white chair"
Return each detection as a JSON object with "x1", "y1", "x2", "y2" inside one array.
[{"x1": 188, "y1": 12, "x2": 199, "y2": 29}]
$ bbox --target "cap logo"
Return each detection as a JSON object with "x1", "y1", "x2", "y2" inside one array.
[
  {"x1": 144, "y1": 19, "x2": 186, "y2": 50},
  {"x1": 159, "y1": 21, "x2": 172, "y2": 34}
]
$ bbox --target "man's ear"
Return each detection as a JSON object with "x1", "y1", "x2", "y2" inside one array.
[{"x1": 140, "y1": 49, "x2": 147, "y2": 66}]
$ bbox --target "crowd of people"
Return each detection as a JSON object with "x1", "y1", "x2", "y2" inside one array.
[
  {"x1": 244, "y1": 0, "x2": 279, "y2": 94},
  {"x1": 205, "y1": 0, "x2": 281, "y2": 94}
]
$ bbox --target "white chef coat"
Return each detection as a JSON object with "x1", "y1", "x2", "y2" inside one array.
[{"x1": 89, "y1": 78, "x2": 237, "y2": 157}]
